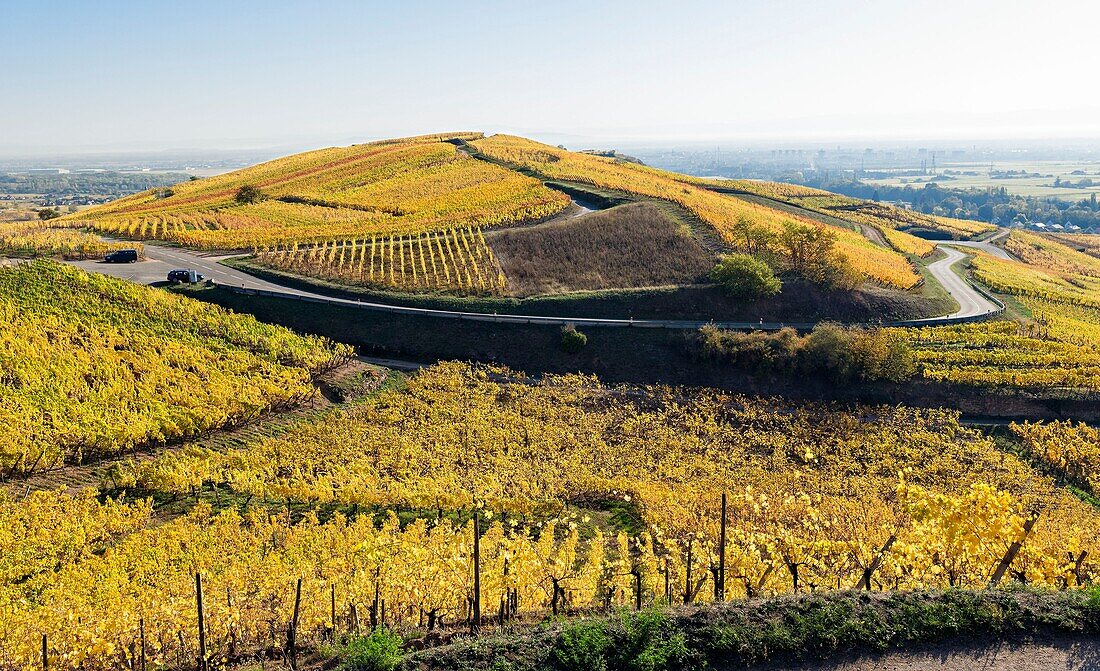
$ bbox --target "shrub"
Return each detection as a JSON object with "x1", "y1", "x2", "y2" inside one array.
[
  {"x1": 606, "y1": 609, "x2": 691, "y2": 671},
  {"x1": 710, "y1": 254, "x2": 782, "y2": 299},
  {"x1": 235, "y1": 184, "x2": 266, "y2": 204},
  {"x1": 36, "y1": 208, "x2": 61, "y2": 220},
  {"x1": 341, "y1": 627, "x2": 404, "y2": 671},
  {"x1": 698, "y1": 323, "x2": 917, "y2": 383},
  {"x1": 554, "y1": 619, "x2": 610, "y2": 671},
  {"x1": 560, "y1": 324, "x2": 588, "y2": 354}
]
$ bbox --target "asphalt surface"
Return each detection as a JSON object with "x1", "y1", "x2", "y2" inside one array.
[
  {"x1": 63, "y1": 230, "x2": 1007, "y2": 329},
  {"x1": 942, "y1": 228, "x2": 1014, "y2": 261},
  {"x1": 912, "y1": 245, "x2": 1001, "y2": 320},
  {"x1": 67, "y1": 244, "x2": 821, "y2": 330}
]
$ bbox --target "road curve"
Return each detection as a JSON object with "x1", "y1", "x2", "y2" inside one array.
[
  {"x1": 62, "y1": 238, "x2": 1002, "y2": 330},
  {"x1": 938, "y1": 228, "x2": 1014, "y2": 261},
  {"x1": 907, "y1": 244, "x2": 1002, "y2": 322}
]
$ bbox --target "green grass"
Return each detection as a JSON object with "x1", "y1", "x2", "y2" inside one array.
[{"x1": 398, "y1": 588, "x2": 1100, "y2": 671}]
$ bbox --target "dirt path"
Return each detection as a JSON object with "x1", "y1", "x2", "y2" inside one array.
[
  {"x1": 778, "y1": 634, "x2": 1100, "y2": 671},
  {"x1": 858, "y1": 223, "x2": 889, "y2": 247}
]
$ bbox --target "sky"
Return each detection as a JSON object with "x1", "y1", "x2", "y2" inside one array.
[{"x1": 5, "y1": 0, "x2": 1100, "y2": 154}]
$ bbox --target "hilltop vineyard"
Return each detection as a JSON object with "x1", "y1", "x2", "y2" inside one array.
[
  {"x1": 255, "y1": 227, "x2": 506, "y2": 294},
  {"x1": 64, "y1": 135, "x2": 569, "y2": 250}
]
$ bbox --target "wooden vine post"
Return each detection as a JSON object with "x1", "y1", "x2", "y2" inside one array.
[
  {"x1": 330, "y1": 583, "x2": 337, "y2": 641},
  {"x1": 287, "y1": 578, "x2": 302, "y2": 671},
  {"x1": 718, "y1": 491, "x2": 728, "y2": 602},
  {"x1": 683, "y1": 539, "x2": 694, "y2": 604},
  {"x1": 40, "y1": 634, "x2": 47, "y2": 671},
  {"x1": 140, "y1": 617, "x2": 147, "y2": 671},
  {"x1": 989, "y1": 514, "x2": 1040, "y2": 586},
  {"x1": 195, "y1": 573, "x2": 207, "y2": 671},
  {"x1": 471, "y1": 512, "x2": 482, "y2": 634}
]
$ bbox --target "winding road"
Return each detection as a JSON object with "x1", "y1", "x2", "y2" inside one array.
[
  {"x1": 941, "y1": 228, "x2": 1014, "y2": 261},
  {"x1": 63, "y1": 231, "x2": 1007, "y2": 330},
  {"x1": 911, "y1": 245, "x2": 1002, "y2": 321}
]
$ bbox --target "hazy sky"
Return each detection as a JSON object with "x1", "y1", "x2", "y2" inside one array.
[{"x1": 6, "y1": 0, "x2": 1100, "y2": 153}]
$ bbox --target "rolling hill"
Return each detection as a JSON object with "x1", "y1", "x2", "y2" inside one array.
[{"x1": 63, "y1": 132, "x2": 995, "y2": 303}]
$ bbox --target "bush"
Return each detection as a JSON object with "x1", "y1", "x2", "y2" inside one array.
[
  {"x1": 554, "y1": 619, "x2": 610, "y2": 671},
  {"x1": 235, "y1": 184, "x2": 266, "y2": 204},
  {"x1": 710, "y1": 254, "x2": 782, "y2": 299},
  {"x1": 698, "y1": 322, "x2": 917, "y2": 383},
  {"x1": 36, "y1": 208, "x2": 61, "y2": 220},
  {"x1": 553, "y1": 610, "x2": 692, "y2": 671},
  {"x1": 341, "y1": 627, "x2": 404, "y2": 671},
  {"x1": 560, "y1": 324, "x2": 588, "y2": 354},
  {"x1": 606, "y1": 609, "x2": 691, "y2": 671}
]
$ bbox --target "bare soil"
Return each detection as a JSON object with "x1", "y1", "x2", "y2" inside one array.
[{"x1": 781, "y1": 634, "x2": 1100, "y2": 671}]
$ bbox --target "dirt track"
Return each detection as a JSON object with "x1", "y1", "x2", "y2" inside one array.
[{"x1": 785, "y1": 634, "x2": 1100, "y2": 671}]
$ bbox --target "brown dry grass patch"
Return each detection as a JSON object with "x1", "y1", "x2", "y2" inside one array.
[{"x1": 489, "y1": 202, "x2": 714, "y2": 296}]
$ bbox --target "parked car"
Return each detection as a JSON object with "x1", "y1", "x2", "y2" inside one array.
[
  {"x1": 104, "y1": 249, "x2": 139, "y2": 263},
  {"x1": 167, "y1": 269, "x2": 205, "y2": 284}
]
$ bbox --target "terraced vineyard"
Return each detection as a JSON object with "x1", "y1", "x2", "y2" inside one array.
[
  {"x1": 0, "y1": 221, "x2": 144, "y2": 259},
  {"x1": 898, "y1": 232, "x2": 1100, "y2": 390},
  {"x1": 696, "y1": 177, "x2": 996, "y2": 242},
  {"x1": 3, "y1": 362, "x2": 1096, "y2": 671},
  {"x1": 0, "y1": 261, "x2": 350, "y2": 475}
]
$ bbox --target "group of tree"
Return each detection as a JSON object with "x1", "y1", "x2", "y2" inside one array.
[
  {"x1": 789, "y1": 178, "x2": 1100, "y2": 231},
  {"x1": 713, "y1": 219, "x2": 861, "y2": 299},
  {"x1": 697, "y1": 322, "x2": 917, "y2": 383},
  {"x1": 0, "y1": 171, "x2": 188, "y2": 196}
]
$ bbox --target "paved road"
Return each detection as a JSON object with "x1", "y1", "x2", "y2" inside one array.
[
  {"x1": 63, "y1": 236, "x2": 1003, "y2": 330},
  {"x1": 942, "y1": 228, "x2": 1014, "y2": 261},
  {"x1": 909, "y1": 244, "x2": 1002, "y2": 321}
]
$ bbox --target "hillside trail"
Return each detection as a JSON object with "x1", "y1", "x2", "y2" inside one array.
[{"x1": 768, "y1": 634, "x2": 1100, "y2": 671}]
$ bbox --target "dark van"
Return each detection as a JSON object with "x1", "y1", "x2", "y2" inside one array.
[
  {"x1": 167, "y1": 269, "x2": 205, "y2": 284},
  {"x1": 104, "y1": 249, "x2": 139, "y2": 263}
]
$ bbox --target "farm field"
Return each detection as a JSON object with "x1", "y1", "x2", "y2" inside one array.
[
  {"x1": 1050, "y1": 232, "x2": 1100, "y2": 257},
  {"x1": 254, "y1": 227, "x2": 507, "y2": 295},
  {"x1": 2, "y1": 361, "x2": 1098, "y2": 671},
  {"x1": 677, "y1": 174, "x2": 995, "y2": 242},
  {"x1": 863, "y1": 161, "x2": 1100, "y2": 200},
  {"x1": 12, "y1": 136, "x2": 1100, "y2": 671},
  {"x1": 891, "y1": 231, "x2": 1100, "y2": 390},
  {"x1": 66, "y1": 133, "x2": 958, "y2": 296}
]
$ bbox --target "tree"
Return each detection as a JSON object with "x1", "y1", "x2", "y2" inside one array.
[
  {"x1": 235, "y1": 185, "x2": 265, "y2": 204},
  {"x1": 36, "y1": 208, "x2": 61, "y2": 220},
  {"x1": 709, "y1": 254, "x2": 782, "y2": 300}
]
